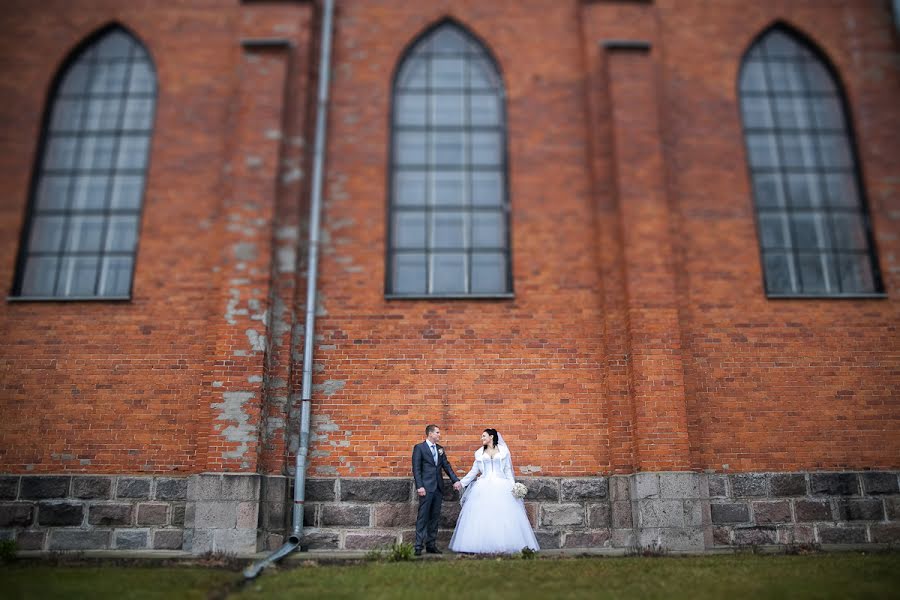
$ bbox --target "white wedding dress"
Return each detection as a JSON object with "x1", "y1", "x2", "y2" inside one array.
[{"x1": 449, "y1": 446, "x2": 540, "y2": 553}]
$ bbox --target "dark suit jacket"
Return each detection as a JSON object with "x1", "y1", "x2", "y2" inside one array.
[{"x1": 412, "y1": 441, "x2": 459, "y2": 493}]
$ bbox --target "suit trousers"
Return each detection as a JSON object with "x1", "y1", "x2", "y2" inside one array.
[{"x1": 415, "y1": 488, "x2": 442, "y2": 550}]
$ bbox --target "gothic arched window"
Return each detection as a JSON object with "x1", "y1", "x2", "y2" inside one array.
[
  {"x1": 13, "y1": 26, "x2": 156, "y2": 299},
  {"x1": 739, "y1": 27, "x2": 883, "y2": 296},
  {"x1": 387, "y1": 22, "x2": 511, "y2": 297}
]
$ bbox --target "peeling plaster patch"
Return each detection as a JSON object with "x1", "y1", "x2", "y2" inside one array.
[
  {"x1": 264, "y1": 129, "x2": 282, "y2": 140},
  {"x1": 234, "y1": 350, "x2": 249, "y2": 357},
  {"x1": 248, "y1": 375, "x2": 263, "y2": 384},
  {"x1": 246, "y1": 155, "x2": 263, "y2": 169},
  {"x1": 234, "y1": 243, "x2": 257, "y2": 262},
  {"x1": 316, "y1": 296, "x2": 328, "y2": 317},
  {"x1": 225, "y1": 289, "x2": 247, "y2": 325},
  {"x1": 310, "y1": 450, "x2": 331, "y2": 458},
  {"x1": 282, "y1": 167, "x2": 304, "y2": 183},
  {"x1": 80, "y1": 459, "x2": 91, "y2": 466},
  {"x1": 52, "y1": 453, "x2": 74, "y2": 461},
  {"x1": 312, "y1": 414, "x2": 340, "y2": 432},
  {"x1": 313, "y1": 363, "x2": 325, "y2": 373},
  {"x1": 315, "y1": 466, "x2": 337, "y2": 475},
  {"x1": 318, "y1": 345, "x2": 336, "y2": 351},
  {"x1": 520, "y1": 465, "x2": 543, "y2": 474},
  {"x1": 276, "y1": 226, "x2": 298, "y2": 241},
  {"x1": 289, "y1": 136, "x2": 305, "y2": 148},
  {"x1": 230, "y1": 278, "x2": 251, "y2": 285},
  {"x1": 212, "y1": 392, "x2": 256, "y2": 461},
  {"x1": 212, "y1": 381, "x2": 224, "y2": 388},
  {"x1": 328, "y1": 218, "x2": 356, "y2": 230},
  {"x1": 269, "y1": 377, "x2": 287, "y2": 389},
  {"x1": 344, "y1": 265, "x2": 364, "y2": 273},
  {"x1": 277, "y1": 247, "x2": 296, "y2": 273},
  {"x1": 246, "y1": 329, "x2": 266, "y2": 352},
  {"x1": 313, "y1": 380, "x2": 345, "y2": 397}
]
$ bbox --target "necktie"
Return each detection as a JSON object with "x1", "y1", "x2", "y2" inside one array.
[{"x1": 430, "y1": 444, "x2": 438, "y2": 464}]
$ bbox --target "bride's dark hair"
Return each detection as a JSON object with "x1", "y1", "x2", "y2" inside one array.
[{"x1": 483, "y1": 428, "x2": 499, "y2": 450}]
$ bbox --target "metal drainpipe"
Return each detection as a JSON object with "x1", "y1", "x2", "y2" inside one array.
[{"x1": 244, "y1": 0, "x2": 335, "y2": 579}]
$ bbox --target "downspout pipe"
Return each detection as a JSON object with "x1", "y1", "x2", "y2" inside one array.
[{"x1": 244, "y1": 0, "x2": 335, "y2": 579}]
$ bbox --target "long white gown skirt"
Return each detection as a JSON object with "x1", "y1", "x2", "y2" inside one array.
[{"x1": 449, "y1": 474, "x2": 540, "y2": 553}]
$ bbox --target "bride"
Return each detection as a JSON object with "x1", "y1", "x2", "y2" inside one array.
[{"x1": 449, "y1": 428, "x2": 540, "y2": 554}]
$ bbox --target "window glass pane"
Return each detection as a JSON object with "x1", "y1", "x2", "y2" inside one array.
[
  {"x1": 128, "y1": 61, "x2": 155, "y2": 93},
  {"x1": 89, "y1": 61, "x2": 129, "y2": 94},
  {"x1": 65, "y1": 216, "x2": 105, "y2": 252},
  {"x1": 433, "y1": 171, "x2": 465, "y2": 206},
  {"x1": 764, "y1": 31, "x2": 799, "y2": 58},
  {"x1": 746, "y1": 134, "x2": 779, "y2": 168},
  {"x1": 471, "y1": 132, "x2": 501, "y2": 166},
  {"x1": 395, "y1": 131, "x2": 426, "y2": 165},
  {"x1": 122, "y1": 97, "x2": 154, "y2": 130},
  {"x1": 21, "y1": 256, "x2": 59, "y2": 296},
  {"x1": 817, "y1": 134, "x2": 852, "y2": 168},
  {"x1": 431, "y1": 57, "x2": 464, "y2": 88},
  {"x1": 781, "y1": 134, "x2": 817, "y2": 168},
  {"x1": 740, "y1": 95, "x2": 773, "y2": 128},
  {"x1": 35, "y1": 176, "x2": 71, "y2": 211},
  {"x1": 83, "y1": 97, "x2": 123, "y2": 131},
  {"x1": 763, "y1": 251, "x2": 796, "y2": 294},
  {"x1": 767, "y1": 61, "x2": 806, "y2": 92},
  {"x1": 785, "y1": 173, "x2": 823, "y2": 208},
  {"x1": 752, "y1": 173, "x2": 786, "y2": 208},
  {"x1": 110, "y1": 175, "x2": 145, "y2": 210},
  {"x1": 44, "y1": 136, "x2": 79, "y2": 170},
  {"x1": 471, "y1": 252, "x2": 505, "y2": 293},
  {"x1": 50, "y1": 99, "x2": 84, "y2": 132},
  {"x1": 98, "y1": 256, "x2": 133, "y2": 296},
  {"x1": 59, "y1": 62, "x2": 91, "y2": 95},
  {"x1": 830, "y1": 214, "x2": 868, "y2": 250},
  {"x1": 773, "y1": 96, "x2": 812, "y2": 128},
  {"x1": 470, "y1": 94, "x2": 500, "y2": 126},
  {"x1": 431, "y1": 253, "x2": 466, "y2": 293},
  {"x1": 472, "y1": 171, "x2": 503, "y2": 206},
  {"x1": 79, "y1": 135, "x2": 116, "y2": 169},
  {"x1": 804, "y1": 60, "x2": 835, "y2": 93},
  {"x1": 797, "y1": 253, "x2": 836, "y2": 293},
  {"x1": 392, "y1": 212, "x2": 426, "y2": 249},
  {"x1": 58, "y1": 256, "x2": 99, "y2": 296},
  {"x1": 397, "y1": 58, "x2": 427, "y2": 89},
  {"x1": 468, "y1": 58, "x2": 497, "y2": 89},
  {"x1": 71, "y1": 175, "x2": 109, "y2": 210},
  {"x1": 811, "y1": 96, "x2": 845, "y2": 130},
  {"x1": 105, "y1": 216, "x2": 139, "y2": 252},
  {"x1": 116, "y1": 136, "x2": 150, "y2": 169},
  {"x1": 473, "y1": 212, "x2": 504, "y2": 248},
  {"x1": 393, "y1": 253, "x2": 426, "y2": 294},
  {"x1": 837, "y1": 253, "x2": 874, "y2": 293},
  {"x1": 395, "y1": 93, "x2": 426, "y2": 127},
  {"x1": 758, "y1": 213, "x2": 791, "y2": 249},
  {"x1": 432, "y1": 132, "x2": 464, "y2": 165},
  {"x1": 793, "y1": 213, "x2": 830, "y2": 250},
  {"x1": 29, "y1": 216, "x2": 66, "y2": 252},
  {"x1": 740, "y1": 61, "x2": 767, "y2": 92},
  {"x1": 96, "y1": 31, "x2": 133, "y2": 59},
  {"x1": 431, "y1": 27, "x2": 468, "y2": 53},
  {"x1": 433, "y1": 93, "x2": 465, "y2": 126},
  {"x1": 394, "y1": 171, "x2": 426, "y2": 207},
  {"x1": 823, "y1": 173, "x2": 859, "y2": 208},
  {"x1": 432, "y1": 211, "x2": 466, "y2": 248}
]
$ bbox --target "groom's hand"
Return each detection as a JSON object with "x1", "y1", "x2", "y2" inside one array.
[
  {"x1": 417, "y1": 487, "x2": 426, "y2": 497},
  {"x1": 453, "y1": 481, "x2": 462, "y2": 491}
]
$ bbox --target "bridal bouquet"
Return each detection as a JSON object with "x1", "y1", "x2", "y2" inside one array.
[{"x1": 511, "y1": 482, "x2": 528, "y2": 499}]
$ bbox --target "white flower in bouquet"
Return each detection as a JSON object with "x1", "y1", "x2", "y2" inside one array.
[{"x1": 511, "y1": 482, "x2": 528, "y2": 499}]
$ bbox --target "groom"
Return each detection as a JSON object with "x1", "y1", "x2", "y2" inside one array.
[{"x1": 412, "y1": 424, "x2": 461, "y2": 556}]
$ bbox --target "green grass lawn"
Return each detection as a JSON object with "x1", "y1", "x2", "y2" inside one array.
[{"x1": 3, "y1": 553, "x2": 899, "y2": 600}]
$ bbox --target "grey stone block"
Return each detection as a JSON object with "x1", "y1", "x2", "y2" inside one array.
[
  {"x1": 541, "y1": 504, "x2": 584, "y2": 527},
  {"x1": 638, "y1": 527, "x2": 704, "y2": 551},
  {"x1": 777, "y1": 525, "x2": 815, "y2": 545},
  {"x1": 818, "y1": 525, "x2": 866, "y2": 544},
  {"x1": 810, "y1": 473, "x2": 858, "y2": 496},
  {"x1": 171, "y1": 503, "x2": 186, "y2": 527},
  {"x1": 609, "y1": 476, "x2": 630, "y2": 501},
  {"x1": 298, "y1": 529, "x2": 340, "y2": 550},
  {"x1": 303, "y1": 504, "x2": 316, "y2": 527},
  {"x1": 155, "y1": 478, "x2": 188, "y2": 501},
  {"x1": 752, "y1": 501, "x2": 792, "y2": 524},
  {"x1": 321, "y1": 504, "x2": 370, "y2": 527},
  {"x1": 193, "y1": 501, "x2": 237, "y2": 529},
  {"x1": 16, "y1": 530, "x2": 45, "y2": 551},
  {"x1": 771, "y1": 474, "x2": 807, "y2": 497},
  {"x1": 153, "y1": 529, "x2": 184, "y2": 550},
  {"x1": 260, "y1": 476, "x2": 287, "y2": 502},
  {"x1": 886, "y1": 497, "x2": 900, "y2": 521},
  {"x1": 659, "y1": 473, "x2": 701, "y2": 499},
  {"x1": 633, "y1": 473, "x2": 659, "y2": 499},
  {"x1": 0, "y1": 477, "x2": 19, "y2": 500},
  {"x1": 344, "y1": 533, "x2": 397, "y2": 550},
  {"x1": 522, "y1": 478, "x2": 559, "y2": 501},
  {"x1": 439, "y1": 501, "x2": 461, "y2": 529},
  {"x1": 49, "y1": 530, "x2": 110, "y2": 550},
  {"x1": 116, "y1": 530, "x2": 149, "y2": 550},
  {"x1": 637, "y1": 500, "x2": 684, "y2": 528},
  {"x1": 684, "y1": 499, "x2": 707, "y2": 527},
  {"x1": 733, "y1": 526, "x2": 777, "y2": 545},
  {"x1": 21, "y1": 476, "x2": 69, "y2": 499},
  {"x1": 870, "y1": 524, "x2": 900, "y2": 544},
  {"x1": 304, "y1": 479, "x2": 337, "y2": 501},
  {"x1": 534, "y1": 531, "x2": 560, "y2": 549},
  {"x1": 561, "y1": 478, "x2": 608, "y2": 501},
  {"x1": 795, "y1": 499, "x2": 832, "y2": 522},
  {"x1": 88, "y1": 504, "x2": 133, "y2": 527},
  {"x1": 117, "y1": 478, "x2": 151, "y2": 499},
  {"x1": 39, "y1": 502, "x2": 84, "y2": 526},
  {"x1": 236, "y1": 502, "x2": 258, "y2": 529},
  {"x1": 708, "y1": 475, "x2": 728, "y2": 498},
  {"x1": 373, "y1": 503, "x2": 418, "y2": 528},
  {"x1": 563, "y1": 530, "x2": 610, "y2": 548},
  {"x1": 261, "y1": 501, "x2": 285, "y2": 530},
  {"x1": 837, "y1": 499, "x2": 884, "y2": 521},
  {"x1": 0, "y1": 503, "x2": 33, "y2": 527},
  {"x1": 861, "y1": 472, "x2": 899, "y2": 496},
  {"x1": 588, "y1": 503, "x2": 611, "y2": 528},
  {"x1": 341, "y1": 479, "x2": 409, "y2": 502},
  {"x1": 712, "y1": 526, "x2": 731, "y2": 546},
  {"x1": 72, "y1": 477, "x2": 112, "y2": 499},
  {"x1": 221, "y1": 475, "x2": 259, "y2": 501},
  {"x1": 440, "y1": 483, "x2": 461, "y2": 502},
  {"x1": 187, "y1": 474, "x2": 221, "y2": 501},
  {"x1": 137, "y1": 503, "x2": 168, "y2": 526},
  {"x1": 731, "y1": 474, "x2": 768, "y2": 497},
  {"x1": 711, "y1": 502, "x2": 750, "y2": 524},
  {"x1": 611, "y1": 528, "x2": 636, "y2": 548},
  {"x1": 611, "y1": 501, "x2": 633, "y2": 529}
]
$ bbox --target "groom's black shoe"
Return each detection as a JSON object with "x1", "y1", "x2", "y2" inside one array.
[
  {"x1": 414, "y1": 548, "x2": 422, "y2": 556},
  {"x1": 425, "y1": 546, "x2": 442, "y2": 554}
]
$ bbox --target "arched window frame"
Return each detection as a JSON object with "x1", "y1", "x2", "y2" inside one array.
[
  {"x1": 11, "y1": 24, "x2": 157, "y2": 301},
  {"x1": 385, "y1": 19, "x2": 513, "y2": 299},
  {"x1": 738, "y1": 23, "x2": 884, "y2": 298}
]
